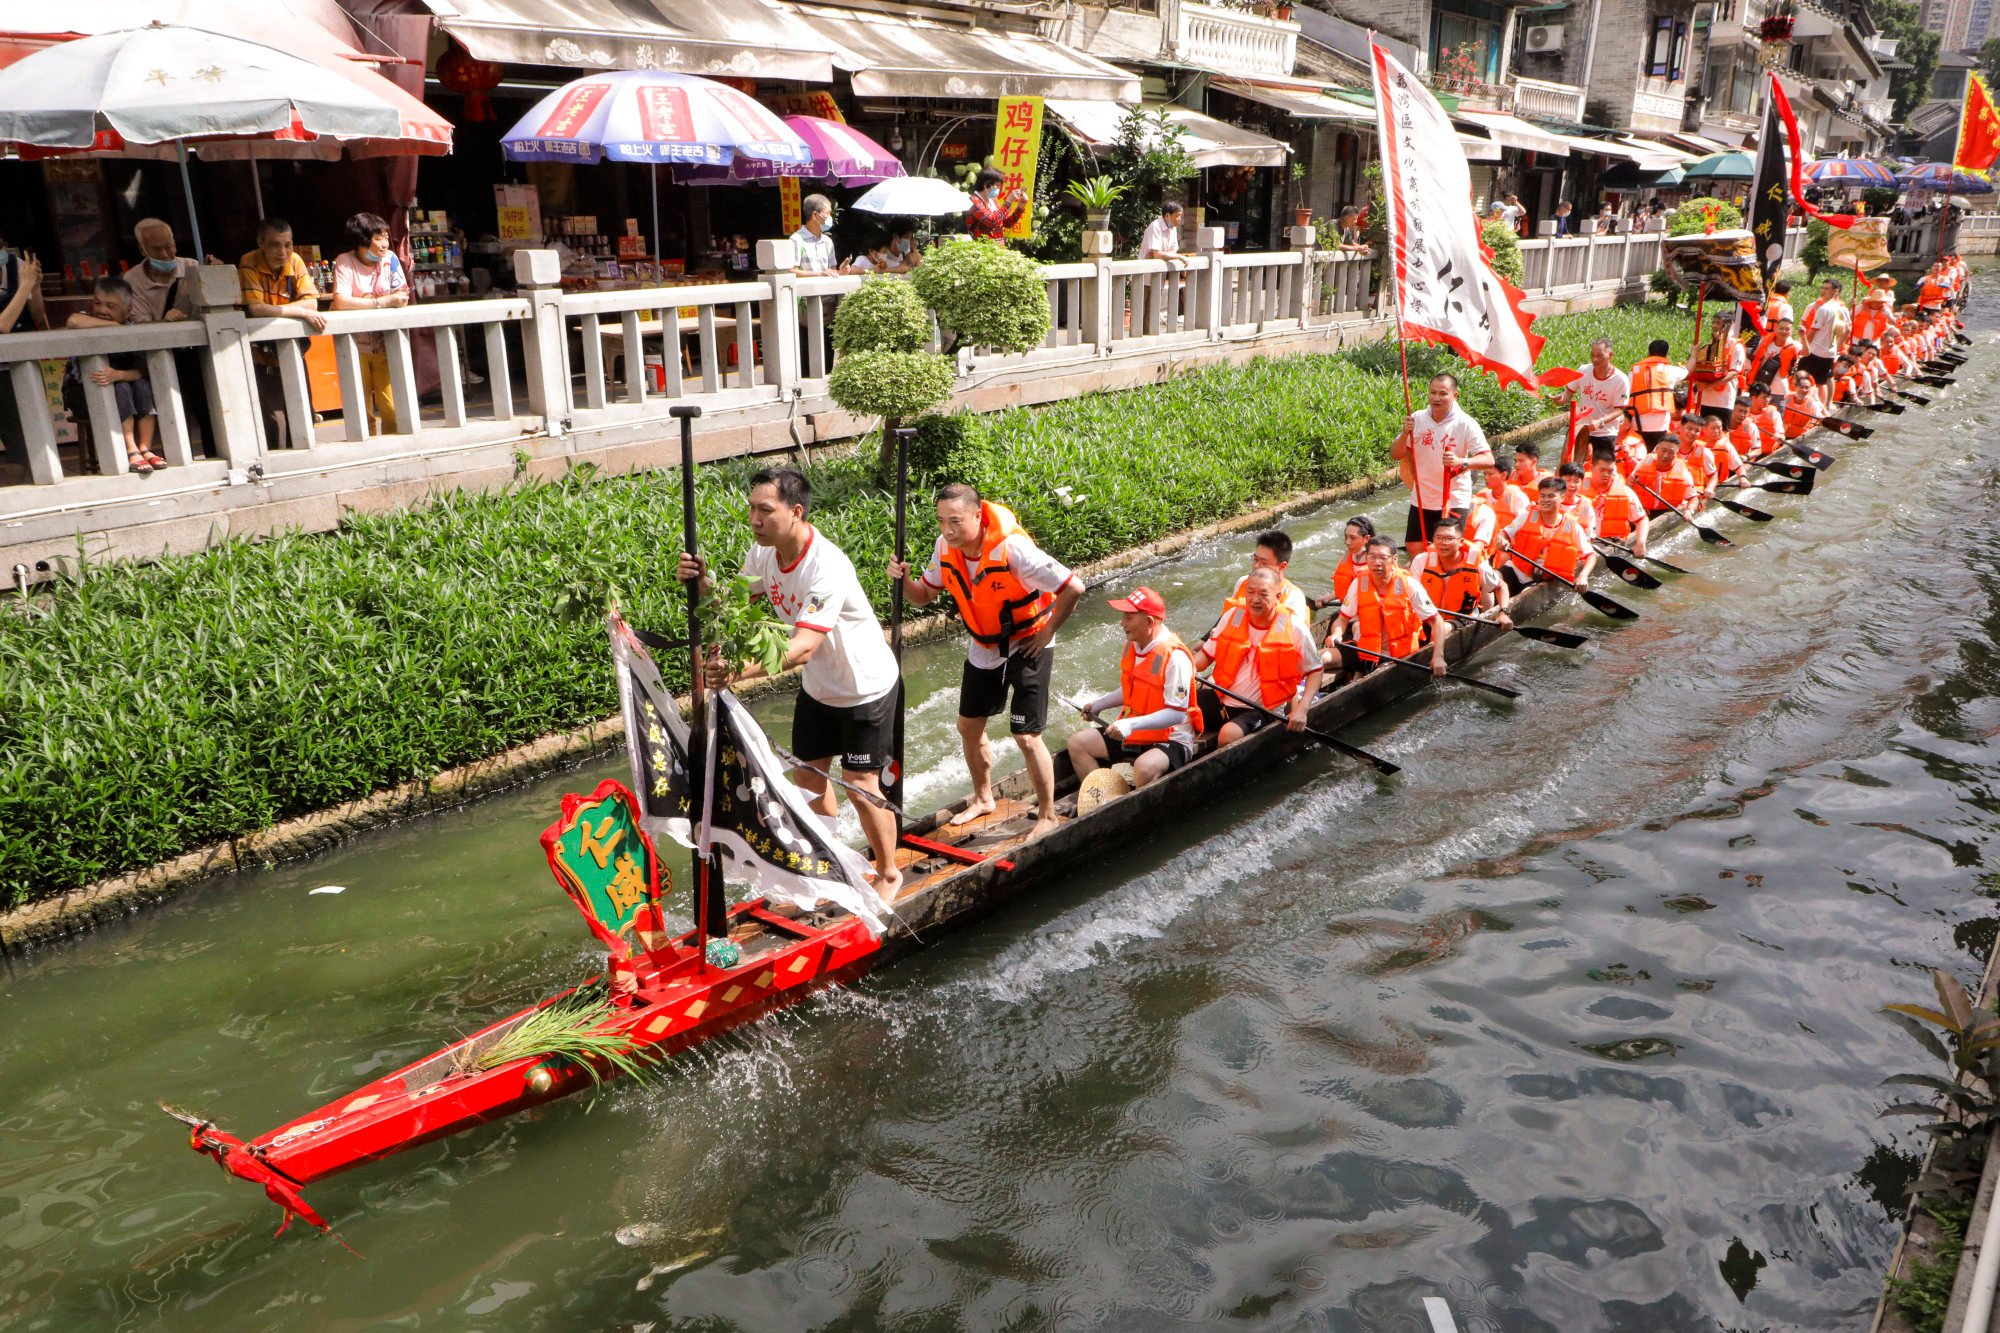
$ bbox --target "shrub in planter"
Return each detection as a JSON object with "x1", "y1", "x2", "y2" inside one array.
[
  {"x1": 1480, "y1": 220, "x2": 1524, "y2": 284},
  {"x1": 832, "y1": 275, "x2": 933, "y2": 355},
  {"x1": 826, "y1": 350, "x2": 957, "y2": 420},
  {"x1": 911, "y1": 237, "x2": 1052, "y2": 352}
]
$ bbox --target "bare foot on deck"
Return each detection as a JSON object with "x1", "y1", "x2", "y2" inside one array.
[
  {"x1": 872, "y1": 866, "x2": 904, "y2": 899},
  {"x1": 1028, "y1": 817, "x2": 1061, "y2": 841},
  {"x1": 949, "y1": 796, "x2": 998, "y2": 826}
]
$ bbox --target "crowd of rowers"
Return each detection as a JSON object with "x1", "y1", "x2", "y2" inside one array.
[{"x1": 677, "y1": 257, "x2": 1969, "y2": 894}]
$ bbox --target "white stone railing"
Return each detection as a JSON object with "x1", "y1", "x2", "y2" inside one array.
[
  {"x1": 1511, "y1": 76, "x2": 1587, "y2": 121},
  {"x1": 1174, "y1": 0, "x2": 1298, "y2": 78}
]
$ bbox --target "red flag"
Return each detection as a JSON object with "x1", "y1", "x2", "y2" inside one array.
[
  {"x1": 1769, "y1": 76, "x2": 1854, "y2": 230},
  {"x1": 1956, "y1": 73, "x2": 2000, "y2": 172}
]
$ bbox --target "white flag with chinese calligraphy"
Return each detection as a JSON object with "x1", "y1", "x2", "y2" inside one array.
[
  {"x1": 609, "y1": 613, "x2": 893, "y2": 936},
  {"x1": 1370, "y1": 42, "x2": 1542, "y2": 390}
]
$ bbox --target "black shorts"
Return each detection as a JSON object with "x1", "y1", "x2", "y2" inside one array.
[
  {"x1": 1102, "y1": 733, "x2": 1195, "y2": 771},
  {"x1": 1329, "y1": 641, "x2": 1394, "y2": 675},
  {"x1": 1404, "y1": 504, "x2": 1469, "y2": 546},
  {"x1": 793, "y1": 685, "x2": 899, "y2": 773},
  {"x1": 1218, "y1": 706, "x2": 1278, "y2": 738},
  {"x1": 1639, "y1": 428, "x2": 1670, "y2": 447},
  {"x1": 1799, "y1": 353, "x2": 1835, "y2": 386},
  {"x1": 960, "y1": 648, "x2": 1053, "y2": 735},
  {"x1": 1697, "y1": 404, "x2": 1731, "y2": 424}
]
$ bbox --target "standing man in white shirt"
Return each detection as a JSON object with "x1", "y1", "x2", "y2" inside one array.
[
  {"x1": 790, "y1": 194, "x2": 837, "y2": 275},
  {"x1": 1389, "y1": 372, "x2": 1496, "y2": 556},
  {"x1": 1139, "y1": 201, "x2": 1188, "y2": 265},
  {"x1": 1797, "y1": 278, "x2": 1850, "y2": 387},
  {"x1": 677, "y1": 467, "x2": 905, "y2": 895},
  {"x1": 890, "y1": 484, "x2": 1084, "y2": 840},
  {"x1": 1563, "y1": 337, "x2": 1630, "y2": 458}
]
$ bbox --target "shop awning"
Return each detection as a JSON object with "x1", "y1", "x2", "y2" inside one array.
[
  {"x1": 1045, "y1": 99, "x2": 1288, "y2": 168},
  {"x1": 1210, "y1": 77, "x2": 1374, "y2": 122},
  {"x1": 1657, "y1": 130, "x2": 1737, "y2": 156},
  {"x1": 1610, "y1": 134, "x2": 1693, "y2": 169},
  {"x1": 790, "y1": 4, "x2": 1139, "y2": 101},
  {"x1": 1454, "y1": 110, "x2": 1583, "y2": 156},
  {"x1": 421, "y1": 0, "x2": 841, "y2": 83}
]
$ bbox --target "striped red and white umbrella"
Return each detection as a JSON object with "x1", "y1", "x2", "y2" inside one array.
[
  {"x1": 1803, "y1": 157, "x2": 1896, "y2": 187},
  {"x1": 677, "y1": 116, "x2": 906, "y2": 187},
  {"x1": 500, "y1": 70, "x2": 810, "y2": 168}
]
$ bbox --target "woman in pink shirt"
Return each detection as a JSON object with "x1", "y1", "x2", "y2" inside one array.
[{"x1": 330, "y1": 211, "x2": 410, "y2": 434}]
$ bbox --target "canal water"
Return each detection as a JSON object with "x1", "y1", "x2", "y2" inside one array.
[{"x1": 6, "y1": 288, "x2": 2000, "y2": 1332}]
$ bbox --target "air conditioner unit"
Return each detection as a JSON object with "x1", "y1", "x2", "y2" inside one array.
[{"x1": 1524, "y1": 24, "x2": 1565, "y2": 52}]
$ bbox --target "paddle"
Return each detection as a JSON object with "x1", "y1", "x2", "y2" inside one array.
[
  {"x1": 1786, "y1": 410, "x2": 1871, "y2": 440},
  {"x1": 1790, "y1": 439, "x2": 1838, "y2": 469},
  {"x1": 1707, "y1": 490, "x2": 1775, "y2": 522},
  {"x1": 1748, "y1": 456, "x2": 1814, "y2": 483},
  {"x1": 1726, "y1": 475, "x2": 1812, "y2": 496},
  {"x1": 1598, "y1": 536, "x2": 1691, "y2": 575},
  {"x1": 1339, "y1": 642, "x2": 1523, "y2": 699},
  {"x1": 1913, "y1": 374, "x2": 1956, "y2": 388},
  {"x1": 1852, "y1": 400, "x2": 1906, "y2": 415},
  {"x1": 1954, "y1": 331, "x2": 1973, "y2": 346},
  {"x1": 1438, "y1": 606, "x2": 1590, "y2": 649},
  {"x1": 1891, "y1": 388, "x2": 1932, "y2": 406},
  {"x1": 1200, "y1": 677, "x2": 1401, "y2": 776},
  {"x1": 1507, "y1": 547, "x2": 1641, "y2": 619},
  {"x1": 1589, "y1": 541, "x2": 1664, "y2": 589},
  {"x1": 1629, "y1": 475, "x2": 1734, "y2": 547}
]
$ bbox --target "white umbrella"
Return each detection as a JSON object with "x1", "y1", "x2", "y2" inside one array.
[
  {"x1": 850, "y1": 176, "x2": 975, "y2": 216},
  {"x1": 0, "y1": 23, "x2": 405, "y2": 257}
]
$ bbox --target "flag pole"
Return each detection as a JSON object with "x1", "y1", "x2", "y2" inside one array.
[
  {"x1": 671, "y1": 404, "x2": 726, "y2": 948},
  {"x1": 1372, "y1": 33, "x2": 1425, "y2": 545}
]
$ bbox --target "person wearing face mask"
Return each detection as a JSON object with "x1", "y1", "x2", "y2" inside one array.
[
  {"x1": 125, "y1": 217, "x2": 218, "y2": 456},
  {"x1": 886, "y1": 220, "x2": 922, "y2": 272},
  {"x1": 330, "y1": 211, "x2": 410, "y2": 435},
  {"x1": 790, "y1": 194, "x2": 838, "y2": 275},
  {"x1": 965, "y1": 167, "x2": 1027, "y2": 243}
]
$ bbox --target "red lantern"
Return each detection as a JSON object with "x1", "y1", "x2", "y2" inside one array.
[{"x1": 437, "y1": 44, "x2": 503, "y2": 123}]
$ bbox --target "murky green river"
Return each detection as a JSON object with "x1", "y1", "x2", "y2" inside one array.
[{"x1": 7, "y1": 281, "x2": 2000, "y2": 1331}]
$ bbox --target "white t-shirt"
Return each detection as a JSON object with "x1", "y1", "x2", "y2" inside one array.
[
  {"x1": 1403, "y1": 406, "x2": 1490, "y2": 512},
  {"x1": 921, "y1": 530, "x2": 1076, "y2": 670},
  {"x1": 1340, "y1": 569, "x2": 1440, "y2": 622},
  {"x1": 1201, "y1": 609, "x2": 1319, "y2": 707},
  {"x1": 742, "y1": 527, "x2": 898, "y2": 708},
  {"x1": 1800, "y1": 298, "x2": 1849, "y2": 357},
  {"x1": 1575, "y1": 364, "x2": 1630, "y2": 430},
  {"x1": 1499, "y1": 203, "x2": 1525, "y2": 225},
  {"x1": 1139, "y1": 216, "x2": 1181, "y2": 258},
  {"x1": 1229, "y1": 573, "x2": 1311, "y2": 624}
]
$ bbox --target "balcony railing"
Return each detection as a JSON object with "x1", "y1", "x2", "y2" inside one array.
[
  {"x1": 1511, "y1": 76, "x2": 1587, "y2": 120},
  {"x1": 1173, "y1": 0, "x2": 1298, "y2": 78}
]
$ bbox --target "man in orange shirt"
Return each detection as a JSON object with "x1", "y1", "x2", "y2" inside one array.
[
  {"x1": 1631, "y1": 436, "x2": 1698, "y2": 517},
  {"x1": 237, "y1": 217, "x2": 326, "y2": 449},
  {"x1": 1584, "y1": 444, "x2": 1649, "y2": 559}
]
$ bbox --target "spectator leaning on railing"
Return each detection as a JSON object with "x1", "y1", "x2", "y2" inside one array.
[
  {"x1": 65, "y1": 274, "x2": 162, "y2": 474},
  {"x1": 1139, "y1": 201, "x2": 1187, "y2": 266},
  {"x1": 127, "y1": 218, "x2": 216, "y2": 457},
  {"x1": 0, "y1": 233, "x2": 45, "y2": 470},
  {"x1": 330, "y1": 211, "x2": 410, "y2": 435},
  {"x1": 239, "y1": 218, "x2": 326, "y2": 448}
]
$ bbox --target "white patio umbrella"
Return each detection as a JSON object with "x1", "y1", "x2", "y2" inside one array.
[
  {"x1": 0, "y1": 23, "x2": 405, "y2": 257},
  {"x1": 850, "y1": 176, "x2": 976, "y2": 216}
]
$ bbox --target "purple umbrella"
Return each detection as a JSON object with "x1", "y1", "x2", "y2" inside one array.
[
  {"x1": 676, "y1": 116, "x2": 906, "y2": 187},
  {"x1": 1804, "y1": 157, "x2": 1897, "y2": 187}
]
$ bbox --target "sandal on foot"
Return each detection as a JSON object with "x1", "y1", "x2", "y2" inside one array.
[
  {"x1": 141, "y1": 452, "x2": 166, "y2": 468},
  {"x1": 126, "y1": 453, "x2": 154, "y2": 473}
]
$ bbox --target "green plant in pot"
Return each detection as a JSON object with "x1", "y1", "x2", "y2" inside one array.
[{"x1": 1065, "y1": 175, "x2": 1128, "y2": 230}]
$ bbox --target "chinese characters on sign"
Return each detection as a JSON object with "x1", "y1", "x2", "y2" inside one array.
[
  {"x1": 780, "y1": 177, "x2": 803, "y2": 235},
  {"x1": 990, "y1": 96, "x2": 1044, "y2": 241}
]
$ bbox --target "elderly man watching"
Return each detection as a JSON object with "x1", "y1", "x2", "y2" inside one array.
[
  {"x1": 128, "y1": 218, "x2": 216, "y2": 455},
  {"x1": 1139, "y1": 201, "x2": 1187, "y2": 265},
  {"x1": 239, "y1": 217, "x2": 326, "y2": 448},
  {"x1": 791, "y1": 194, "x2": 837, "y2": 276}
]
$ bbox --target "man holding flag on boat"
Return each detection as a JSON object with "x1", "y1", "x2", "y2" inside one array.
[{"x1": 1370, "y1": 37, "x2": 1542, "y2": 555}]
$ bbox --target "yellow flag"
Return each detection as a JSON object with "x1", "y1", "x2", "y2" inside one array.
[{"x1": 990, "y1": 96, "x2": 1044, "y2": 241}]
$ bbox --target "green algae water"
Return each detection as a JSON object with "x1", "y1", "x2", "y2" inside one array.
[{"x1": 6, "y1": 280, "x2": 2000, "y2": 1329}]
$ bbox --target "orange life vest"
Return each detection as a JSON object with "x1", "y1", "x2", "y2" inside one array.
[
  {"x1": 1919, "y1": 279, "x2": 1947, "y2": 309},
  {"x1": 1630, "y1": 356, "x2": 1675, "y2": 422},
  {"x1": 1728, "y1": 419, "x2": 1761, "y2": 460},
  {"x1": 1853, "y1": 298, "x2": 1892, "y2": 344},
  {"x1": 1881, "y1": 340, "x2": 1905, "y2": 375},
  {"x1": 1677, "y1": 444, "x2": 1712, "y2": 493},
  {"x1": 1482, "y1": 477, "x2": 1531, "y2": 535},
  {"x1": 1207, "y1": 606, "x2": 1306, "y2": 709},
  {"x1": 1416, "y1": 551, "x2": 1488, "y2": 616},
  {"x1": 1351, "y1": 568, "x2": 1425, "y2": 659},
  {"x1": 1615, "y1": 432, "x2": 1647, "y2": 478},
  {"x1": 1584, "y1": 473, "x2": 1645, "y2": 541},
  {"x1": 1329, "y1": 552, "x2": 1362, "y2": 603},
  {"x1": 1559, "y1": 492, "x2": 1596, "y2": 535},
  {"x1": 1784, "y1": 391, "x2": 1824, "y2": 440},
  {"x1": 1632, "y1": 457, "x2": 1695, "y2": 512},
  {"x1": 1705, "y1": 440, "x2": 1738, "y2": 486},
  {"x1": 1749, "y1": 338, "x2": 1800, "y2": 390},
  {"x1": 1117, "y1": 632, "x2": 1200, "y2": 744},
  {"x1": 1755, "y1": 405, "x2": 1785, "y2": 450},
  {"x1": 936, "y1": 502, "x2": 1057, "y2": 656},
  {"x1": 1509, "y1": 511, "x2": 1590, "y2": 582}
]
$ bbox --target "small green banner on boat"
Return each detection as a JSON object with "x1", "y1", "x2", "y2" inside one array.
[{"x1": 541, "y1": 779, "x2": 663, "y2": 954}]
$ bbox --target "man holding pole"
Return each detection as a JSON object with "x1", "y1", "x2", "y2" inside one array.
[
  {"x1": 890, "y1": 483, "x2": 1083, "y2": 840},
  {"x1": 1390, "y1": 372, "x2": 1495, "y2": 556},
  {"x1": 678, "y1": 466, "x2": 905, "y2": 896}
]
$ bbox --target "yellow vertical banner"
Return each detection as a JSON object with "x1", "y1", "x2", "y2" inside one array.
[
  {"x1": 776, "y1": 90, "x2": 845, "y2": 123},
  {"x1": 991, "y1": 95, "x2": 1044, "y2": 241},
  {"x1": 779, "y1": 177, "x2": 802, "y2": 236}
]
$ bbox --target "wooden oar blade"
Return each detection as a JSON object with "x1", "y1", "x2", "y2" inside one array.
[
  {"x1": 1689, "y1": 519, "x2": 1735, "y2": 546},
  {"x1": 1914, "y1": 375, "x2": 1955, "y2": 387},
  {"x1": 1750, "y1": 458, "x2": 1811, "y2": 482},
  {"x1": 1598, "y1": 550, "x2": 1663, "y2": 589},
  {"x1": 1894, "y1": 390, "x2": 1932, "y2": 406},
  {"x1": 1790, "y1": 442, "x2": 1836, "y2": 469},
  {"x1": 1857, "y1": 401, "x2": 1906, "y2": 415},
  {"x1": 1821, "y1": 418, "x2": 1872, "y2": 439},
  {"x1": 1714, "y1": 496, "x2": 1774, "y2": 522},
  {"x1": 1579, "y1": 586, "x2": 1641, "y2": 619},
  {"x1": 1753, "y1": 477, "x2": 1812, "y2": 496},
  {"x1": 1513, "y1": 624, "x2": 1591, "y2": 648}
]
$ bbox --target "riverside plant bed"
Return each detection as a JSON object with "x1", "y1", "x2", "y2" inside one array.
[{"x1": 0, "y1": 304, "x2": 1694, "y2": 932}]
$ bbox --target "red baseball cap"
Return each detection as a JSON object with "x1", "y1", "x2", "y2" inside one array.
[{"x1": 1107, "y1": 586, "x2": 1166, "y2": 617}]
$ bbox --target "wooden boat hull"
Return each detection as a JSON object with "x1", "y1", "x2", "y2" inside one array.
[{"x1": 174, "y1": 421, "x2": 1854, "y2": 1232}]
